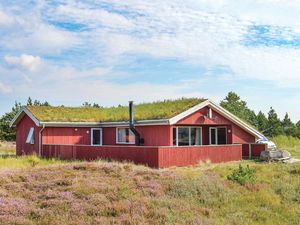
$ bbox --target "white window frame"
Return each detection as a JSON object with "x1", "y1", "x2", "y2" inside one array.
[
  {"x1": 26, "y1": 127, "x2": 34, "y2": 144},
  {"x1": 116, "y1": 127, "x2": 135, "y2": 144},
  {"x1": 209, "y1": 126, "x2": 227, "y2": 145},
  {"x1": 91, "y1": 128, "x2": 102, "y2": 146},
  {"x1": 174, "y1": 126, "x2": 202, "y2": 146}
]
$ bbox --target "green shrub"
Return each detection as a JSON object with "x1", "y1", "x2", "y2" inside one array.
[{"x1": 227, "y1": 164, "x2": 256, "y2": 186}]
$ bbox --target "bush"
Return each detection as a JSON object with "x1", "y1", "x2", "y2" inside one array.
[{"x1": 227, "y1": 164, "x2": 256, "y2": 186}]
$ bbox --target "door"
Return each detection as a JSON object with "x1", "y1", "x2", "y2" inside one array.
[{"x1": 209, "y1": 127, "x2": 227, "y2": 145}]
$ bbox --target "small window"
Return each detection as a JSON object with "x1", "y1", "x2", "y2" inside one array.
[
  {"x1": 117, "y1": 128, "x2": 135, "y2": 144},
  {"x1": 91, "y1": 128, "x2": 102, "y2": 146},
  {"x1": 26, "y1": 127, "x2": 34, "y2": 144}
]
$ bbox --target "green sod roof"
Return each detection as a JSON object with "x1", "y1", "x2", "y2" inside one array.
[{"x1": 26, "y1": 98, "x2": 206, "y2": 122}]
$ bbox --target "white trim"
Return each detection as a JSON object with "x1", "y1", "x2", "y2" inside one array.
[
  {"x1": 169, "y1": 100, "x2": 210, "y2": 125},
  {"x1": 26, "y1": 127, "x2": 35, "y2": 144},
  {"x1": 116, "y1": 127, "x2": 135, "y2": 144},
  {"x1": 91, "y1": 128, "x2": 102, "y2": 146},
  {"x1": 39, "y1": 119, "x2": 169, "y2": 127},
  {"x1": 39, "y1": 124, "x2": 45, "y2": 156},
  {"x1": 208, "y1": 108, "x2": 212, "y2": 119},
  {"x1": 10, "y1": 107, "x2": 40, "y2": 127},
  {"x1": 169, "y1": 99, "x2": 264, "y2": 139},
  {"x1": 175, "y1": 126, "x2": 202, "y2": 146}
]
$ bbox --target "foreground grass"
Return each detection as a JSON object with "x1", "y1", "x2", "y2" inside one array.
[
  {"x1": 0, "y1": 160, "x2": 299, "y2": 225},
  {"x1": 0, "y1": 155, "x2": 66, "y2": 170},
  {"x1": 272, "y1": 135, "x2": 300, "y2": 157},
  {"x1": 0, "y1": 141, "x2": 15, "y2": 155}
]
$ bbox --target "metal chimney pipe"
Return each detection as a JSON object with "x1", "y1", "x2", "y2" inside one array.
[
  {"x1": 128, "y1": 101, "x2": 141, "y2": 146},
  {"x1": 129, "y1": 101, "x2": 134, "y2": 127}
]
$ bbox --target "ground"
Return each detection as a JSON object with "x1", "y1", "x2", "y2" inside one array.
[{"x1": 0, "y1": 141, "x2": 299, "y2": 225}]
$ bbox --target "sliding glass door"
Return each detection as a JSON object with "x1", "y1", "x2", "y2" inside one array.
[{"x1": 209, "y1": 127, "x2": 227, "y2": 145}]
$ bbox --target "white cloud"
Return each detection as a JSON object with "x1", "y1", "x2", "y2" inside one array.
[
  {"x1": 4, "y1": 54, "x2": 43, "y2": 72},
  {"x1": 0, "y1": 10, "x2": 14, "y2": 26},
  {"x1": 0, "y1": 82, "x2": 12, "y2": 94}
]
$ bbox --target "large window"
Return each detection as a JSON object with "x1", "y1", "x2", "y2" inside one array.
[
  {"x1": 116, "y1": 128, "x2": 135, "y2": 144},
  {"x1": 173, "y1": 127, "x2": 202, "y2": 146},
  {"x1": 26, "y1": 127, "x2": 34, "y2": 144},
  {"x1": 91, "y1": 128, "x2": 102, "y2": 146}
]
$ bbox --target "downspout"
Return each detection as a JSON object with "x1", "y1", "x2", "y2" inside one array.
[
  {"x1": 129, "y1": 101, "x2": 141, "y2": 146},
  {"x1": 39, "y1": 124, "x2": 45, "y2": 157}
]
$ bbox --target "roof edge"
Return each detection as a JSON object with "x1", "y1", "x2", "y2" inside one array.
[
  {"x1": 10, "y1": 106, "x2": 40, "y2": 127},
  {"x1": 40, "y1": 119, "x2": 169, "y2": 127}
]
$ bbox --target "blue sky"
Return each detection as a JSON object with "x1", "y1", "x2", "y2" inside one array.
[{"x1": 0, "y1": 0, "x2": 300, "y2": 122}]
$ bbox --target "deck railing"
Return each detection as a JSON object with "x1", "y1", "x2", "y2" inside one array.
[{"x1": 42, "y1": 144, "x2": 243, "y2": 168}]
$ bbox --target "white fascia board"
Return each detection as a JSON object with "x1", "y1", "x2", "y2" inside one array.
[
  {"x1": 40, "y1": 119, "x2": 169, "y2": 127},
  {"x1": 10, "y1": 107, "x2": 40, "y2": 127},
  {"x1": 169, "y1": 100, "x2": 210, "y2": 124},
  {"x1": 207, "y1": 100, "x2": 264, "y2": 139}
]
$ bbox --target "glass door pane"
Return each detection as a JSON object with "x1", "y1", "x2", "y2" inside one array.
[
  {"x1": 210, "y1": 128, "x2": 217, "y2": 145},
  {"x1": 217, "y1": 127, "x2": 227, "y2": 144},
  {"x1": 178, "y1": 127, "x2": 190, "y2": 146},
  {"x1": 191, "y1": 128, "x2": 202, "y2": 145}
]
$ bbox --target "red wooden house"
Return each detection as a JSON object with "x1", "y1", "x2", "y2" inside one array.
[{"x1": 10, "y1": 98, "x2": 266, "y2": 168}]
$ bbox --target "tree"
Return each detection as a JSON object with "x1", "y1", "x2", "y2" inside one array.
[
  {"x1": 256, "y1": 111, "x2": 268, "y2": 132},
  {"x1": 0, "y1": 98, "x2": 51, "y2": 141},
  {"x1": 0, "y1": 102, "x2": 21, "y2": 141},
  {"x1": 281, "y1": 113, "x2": 297, "y2": 136},
  {"x1": 82, "y1": 102, "x2": 101, "y2": 108},
  {"x1": 265, "y1": 107, "x2": 284, "y2": 137},
  {"x1": 220, "y1": 92, "x2": 257, "y2": 127},
  {"x1": 295, "y1": 121, "x2": 300, "y2": 138},
  {"x1": 27, "y1": 97, "x2": 33, "y2": 106}
]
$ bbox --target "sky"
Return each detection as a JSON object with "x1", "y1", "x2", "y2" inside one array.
[{"x1": 0, "y1": 0, "x2": 300, "y2": 122}]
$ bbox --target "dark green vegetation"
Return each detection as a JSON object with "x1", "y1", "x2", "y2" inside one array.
[
  {"x1": 221, "y1": 92, "x2": 300, "y2": 138},
  {"x1": 0, "y1": 159, "x2": 299, "y2": 225},
  {"x1": 227, "y1": 164, "x2": 256, "y2": 185},
  {"x1": 27, "y1": 98, "x2": 205, "y2": 122},
  {"x1": 0, "y1": 98, "x2": 49, "y2": 141}
]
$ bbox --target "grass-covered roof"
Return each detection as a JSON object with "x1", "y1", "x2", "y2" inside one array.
[{"x1": 26, "y1": 98, "x2": 206, "y2": 122}]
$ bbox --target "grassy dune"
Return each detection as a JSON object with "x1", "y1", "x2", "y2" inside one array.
[
  {"x1": 272, "y1": 135, "x2": 300, "y2": 157},
  {"x1": 0, "y1": 160, "x2": 299, "y2": 225}
]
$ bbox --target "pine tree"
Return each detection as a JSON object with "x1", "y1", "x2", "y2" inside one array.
[
  {"x1": 265, "y1": 107, "x2": 284, "y2": 137},
  {"x1": 256, "y1": 111, "x2": 268, "y2": 132},
  {"x1": 220, "y1": 92, "x2": 257, "y2": 127},
  {"x1": 0, "y1": 102, "x2": 21, "y2": 141},
  {"x1": 282, "y1": 113, "x2": 297, "y2": 136},
  {"x1": 27, "y1": 97, "x2": 33, "y2": 106}
]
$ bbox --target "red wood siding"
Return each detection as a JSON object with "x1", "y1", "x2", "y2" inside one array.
[
  {"x1": 102, "y1": 126, "x2": 172, "y2": 146},
  {"x1": 42, "y1": 144, "x2": 242, "y2": 168},
  {"x1": 16, "y1": 115, "x2": 40, "y2": 155},
  {"x1": 43, "y1": 145, "x2": 159, "y2": 168},
  {"x1": 232, "y1": 124, "x2": 255, "y2": 143},
  {"x1": 136, "y1": 125, "x2": 172, "y2": 146},
  {"x1": 177, "y1": 106, "x2": 230, "y2": 125},
  {"x1": 43, "y1": 127, "x2": 91, "y2": 145},
  {"x1": 158, "y1": 145, "x2": 242, "y2": 168},
  {"x1": 242, "y1": 144, "x2": 266, "y2": 158}
]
